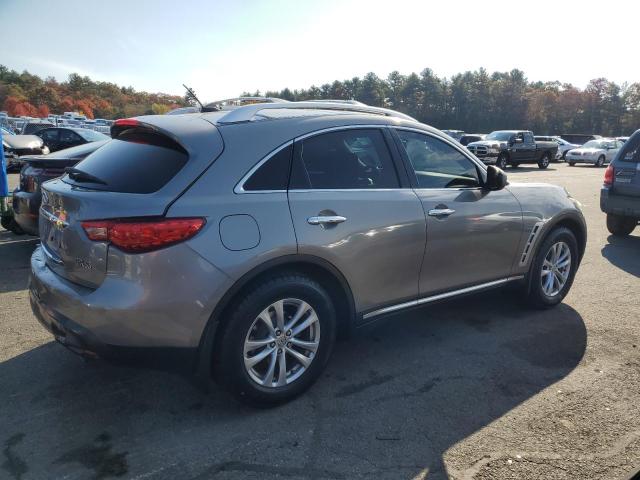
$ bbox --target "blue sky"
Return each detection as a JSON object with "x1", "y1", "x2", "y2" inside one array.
[{"x1": 1, "y1": 0, "x2": 637, "y2": 101}]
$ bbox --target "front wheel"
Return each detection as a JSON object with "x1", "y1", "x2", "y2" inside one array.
[
  {"x1": 525, "y1": 227, "x2": 579, "y2": 308},
  {"x1": 568, "y1": 162, "x2": 576, "y2": 166},
  {"x1": 496, "y1": 154, "x2": 508, "y2": 170},
  {"x1": 215, "y1": 273, "x2": 336, "y2": 406},
  {"x1": 595, "y1": 155, "x2": 605, "y2": 167},
  {"x1": 538, "y1": 153, "x2": 550, "y2": 169},
  {"x1": 606, "y1": 214, "x2": 637, "y2": 237}
]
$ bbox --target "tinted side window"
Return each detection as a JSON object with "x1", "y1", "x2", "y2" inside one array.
[
  {"x1": 396, "y1": 131, "x2": 480, "y2": 189},
  {"x1": 243, "y1": 143, "x2": 292, "y2": 191},
  {"x1": 39, "y1": 129, "x2": 59, "y2": 141},
  {"x1": 291, "y1": 129, "x2": 399, "y2": 189},
  {"x1": 60, "y1": 130, "x2": 81, "y2": 143}
]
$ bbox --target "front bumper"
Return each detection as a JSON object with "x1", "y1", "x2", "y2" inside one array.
[
  {"x1": 567, "y1": 156, "x2": 597, "y2": 164},
  {"x1": 12, "y1": 189, "x2": 40, "y2": 236},
  {"x1": 600, "y1": 187, "x2": 640, "y2": 217}
]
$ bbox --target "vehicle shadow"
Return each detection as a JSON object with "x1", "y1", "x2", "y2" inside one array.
[
  {"x1": 601, "y1": 234, "x2": 640, "y2": 277},
  {"x1": 0, "y1": 289, "x2": 587, "y2": 479},
  {"x1": 507, "y1": 166, "x2": 557, "y2": 172},
  {"x1": 0, "y1": 229, "x2": 38, "y2": 293}
]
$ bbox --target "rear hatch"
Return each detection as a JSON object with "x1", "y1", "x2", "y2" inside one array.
[
  {"x1": 39, "y1": 115, "x2": 223, "y2": 288},
  {"x1": 612, "y1": 133, "x2": 640, "y2": 197}
]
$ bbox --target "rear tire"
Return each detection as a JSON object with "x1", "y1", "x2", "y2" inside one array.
[
  {"x1": 538, "y1": 153, "x2": 551, "y2": 169},
  {"x1": 214, "y1": 273, "x2": 336, "y2": 406},
  {"x1": 606, "y1": 214, "x2": 637, "y2": 237},
  {"x1": 525, "y1": 227, "x2": 578, "y2": 309},
  {"x1": 510, "y1": 162, "x2": 519, "y2": 168},
  {"x1": 595, "y1": 155, "x2": 605, "y2": 167}
]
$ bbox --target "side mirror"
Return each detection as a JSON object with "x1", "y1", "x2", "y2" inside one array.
[{"x1": 485, "y1": 165, "x2": 508, "y2": 190}]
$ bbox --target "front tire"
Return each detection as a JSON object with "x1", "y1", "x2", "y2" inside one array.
[
  {"x1": 606, "y1": 214, "x2": 637, "y2": 237},
  {"x1": 595, "y1": 155, "x2": 605, "y2": 167},
  {"x1": 525, "y1": 227, "x2": 578, "y2": 308},
  {"x1": 538, "y1": 153, "x2": 551, "y2": 169},
  {"x1": 215, "y1": 273, "x2": 336, "y2": 406},
  {"x1": 568, "y1": 162, "x2": 576, "y2": 166},
  {"x1": 496, "y1": 154, "x2": 508, "y2": 170}
]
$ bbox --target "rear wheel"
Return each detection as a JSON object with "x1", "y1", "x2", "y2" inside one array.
[
  {"x1": 606, "y1": 214, "x2": 637, "y2": 237},
  {"x1": 568, "y1": 162, "x2": 576, "y2": 166},
  {"x1": 538, "y1": 153, "x2": 551, "y2": 169},
  {"x1": 525, "y1": 227, "x2": 578, "y2": 308},
  {"x1": 215, "y1": 273, "x2": 336, "y2": 406},
  {"x1": 510, "y1": 162, "x2": 520, "y2": 168},
  {"x1": 595, "y1": 155, "x2": 605, "y2": 167},
  {"x1": 496, "y1": 154, "x2": 508, "y2": 170}
]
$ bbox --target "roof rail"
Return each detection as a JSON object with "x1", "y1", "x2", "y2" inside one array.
[
  {"x1": 216, "y1": 101, "x2": 416, "y2": 124},
  {"x1": 204, "y1": 97, "x2": 289, "y2": 110}
]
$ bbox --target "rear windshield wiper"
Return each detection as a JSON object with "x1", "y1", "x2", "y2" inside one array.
[{"x1": 65, "y1": 167, "x2": 107, "y2": 185}]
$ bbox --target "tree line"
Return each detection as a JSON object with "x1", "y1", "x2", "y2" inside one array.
[
  {"x1": 0, "y1": 65, "x2": 186, "y2": 120},
  {"x1": 246, "y1": 68, "x2": 639, "y2": 136}
]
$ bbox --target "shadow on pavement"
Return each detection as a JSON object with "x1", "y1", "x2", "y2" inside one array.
[
  {"x1": 0, "y1": 229, "x2": 38, "y2": 294},
  {"x1": 0, "y1": 288, "x2": 586, "y2": 479},
  {"x1": 602, "y1": 234, "x2": 640, "y2": 278}
]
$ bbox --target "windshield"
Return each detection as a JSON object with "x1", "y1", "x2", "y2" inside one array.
[
  {"x1": 1, "y1": 126, "x2": 15, "y2": 136},
  {"x1": 485, "y1": 131, "x2": 514, "y2": 141},
  {"x1": 76, "y1": 129, "x2": 110, "y2": 142},
  {"x1": 583, "y1": 140, "x2": 604, "y2": 148}
]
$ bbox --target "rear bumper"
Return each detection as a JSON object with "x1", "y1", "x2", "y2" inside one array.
[
  {"x1": 29, "y1": 244, "x2": 232, "y2": 371},
  {"x1": 600, "y1": 187, "x2": 640, "y2": 217},
  {"x1": 12, "y1": 189, "x2": 40, "y2": 236}
]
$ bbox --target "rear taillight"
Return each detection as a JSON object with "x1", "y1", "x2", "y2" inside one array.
[
  {"x1": 604, "y1": 164, "x2": 614, "y2": 186},
  {"x1": 82, "y1": 217, "x2": 205, "y2": 253}
]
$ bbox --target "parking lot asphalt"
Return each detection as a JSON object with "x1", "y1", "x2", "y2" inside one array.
[{"x1": 1, "y1": 163, "x2": 639, "y2": 480}]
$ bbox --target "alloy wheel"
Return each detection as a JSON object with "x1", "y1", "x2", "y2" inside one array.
[
  {"x1": 243, "y1": 298, "x2": 320, "y2": 388},
  {"x1": 540, "y1": 241, "x2": 571, "y2": 297}
]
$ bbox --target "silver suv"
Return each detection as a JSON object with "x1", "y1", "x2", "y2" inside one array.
[{"x1": 29, "y1": 102, "x2": 587, "y2": 405}]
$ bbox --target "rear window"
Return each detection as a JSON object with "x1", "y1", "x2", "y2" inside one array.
[
  {"x1": 618, "y1": 134, "x2": 640, "y2": 163},
  {"x1": 65, "y1": 132, "x2": 188, "y2": 193}
]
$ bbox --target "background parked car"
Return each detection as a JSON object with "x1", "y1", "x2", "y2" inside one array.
[
  {"x1": 560, "y1": 133, "x2": 602, "y2": 145},
  {"x1": 11, "y1": 140, "x2": 109, "y2": 235},
  {"x1": 616, "y1": 136, "x2": 630, "y2": 143},
  {"x1": 2, "y1": 134, "x2": 50, "y2": 172},
  {"x1": 566, "y1": 138, "x2": 623, "y2": 167},
  {"x1": 35, "y1": 127, "x2": 109, "y2": 152},
  {"x1": 21, "y1": 120, "x2": 54, "y2": 135},
  {"x1": 459, "y1": 133, "x2": 485, "y2": 146},
  {"x1": 441, "y1": 129, "x2": 465, "y2": 141},
  {"x1": 600, "y1": 129, "x2": 640, "y2": 236},
  {"x1": 534, "y1": 135, "x2": 580, "y2": 160}
]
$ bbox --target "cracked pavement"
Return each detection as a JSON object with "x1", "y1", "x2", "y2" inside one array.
[{"x1": 1, "y1": 163, "x2": 639, "y2": 479}]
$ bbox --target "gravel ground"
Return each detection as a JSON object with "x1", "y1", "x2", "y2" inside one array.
[{"x1": 1, "y1": 163, "x2": 639, "y2": 480}]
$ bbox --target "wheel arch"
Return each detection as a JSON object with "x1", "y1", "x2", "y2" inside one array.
[{"x1": 193, "y1": 254, "x2": 357, "y2": 380}]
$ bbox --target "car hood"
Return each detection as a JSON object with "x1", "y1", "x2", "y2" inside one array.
[
  {"x1": 2, "y1": 134, "x2": 44, "y2": 149},
  {"x1": 467, "y1": 140, "x2": 503, "y2": 148},
  {"x1": 569, "y1": 148, "x2": 603, "y2": 155}
]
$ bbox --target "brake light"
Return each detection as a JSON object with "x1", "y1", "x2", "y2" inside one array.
[
  {"x1": 113, "y1": 118, "x2": 140, "y2": 128},
  {"x1": 604, "y1": 164, "x2": 614, "y2": 186},
  {"x1": 82, "y1": 218, "x2": 205, "y2": 253}
]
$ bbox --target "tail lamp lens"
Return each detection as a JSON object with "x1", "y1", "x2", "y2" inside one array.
[
  {"x1": 82, "y1": 218, "x2": 205, "y2": 253},
  {"x1": 604, "y1": 165, "x2": 614, "y2": 186}
]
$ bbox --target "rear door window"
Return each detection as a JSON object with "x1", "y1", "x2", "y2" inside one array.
[
  {"x1": 290, "y1": 129, "x2": 399, "y2": 189},
  {"x1": 64, "y1": 131, "x2": 188, "y2": 193}
]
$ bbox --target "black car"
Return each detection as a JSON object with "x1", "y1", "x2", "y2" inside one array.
[
  {"x1": 35, "y1": 127, "x2": 109, "y2": 153},
  {"x1": 11, "y1": 141, "x2": 108, "y2": 235},
  {"x1": 459, "y1": 133, "x2": 485, "y2": 146},
  {"x1": 21, "y1": 120, "x2": 54, "y2": 134}
]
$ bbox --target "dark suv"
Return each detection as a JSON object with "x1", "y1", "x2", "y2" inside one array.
[{"x1": 601, "y1": 129, "x2": 640, "y2": 236}]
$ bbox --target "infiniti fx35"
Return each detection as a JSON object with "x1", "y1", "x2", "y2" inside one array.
[{"x1": 29, "y1": 102, "x2": 586, "y2": 405}]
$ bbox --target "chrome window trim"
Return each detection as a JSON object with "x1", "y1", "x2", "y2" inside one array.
[{"x1": 362, "y1": 276, "x2": 525, "y2": 320}]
